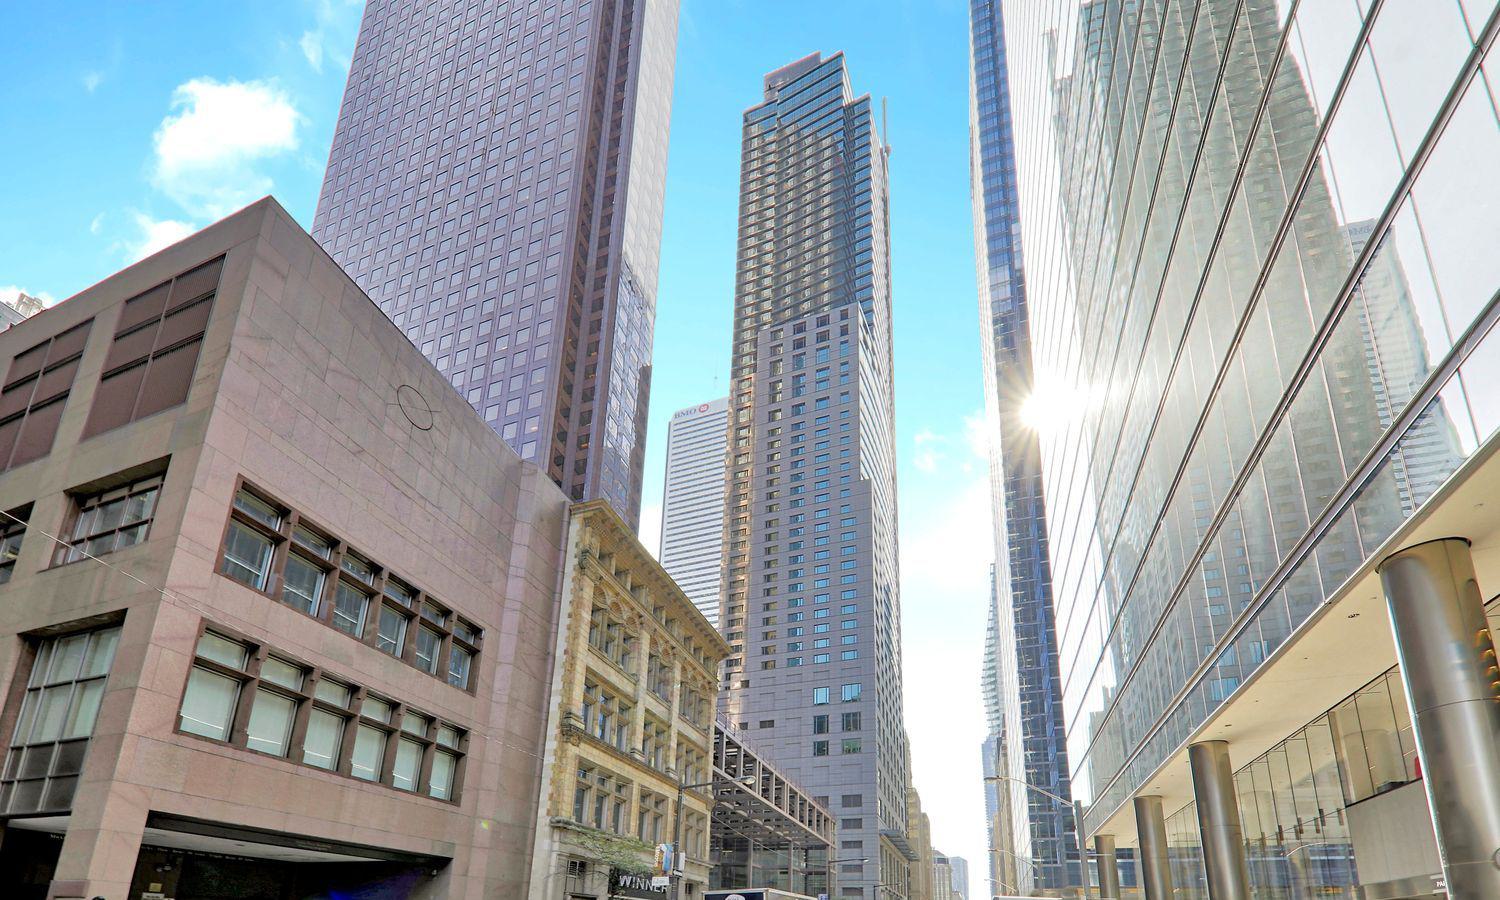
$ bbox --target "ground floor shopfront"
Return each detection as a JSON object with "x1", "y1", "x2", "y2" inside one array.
[
  {"x1": 1081, "y1": 443, "x2": 1500, "y2": 900},
  {"x1": 1, "y1": 813, "x2": 446, "y2": 900}
]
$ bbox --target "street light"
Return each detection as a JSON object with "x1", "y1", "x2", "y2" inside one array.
[{"x1": 984, "y1": 774, "x2": 1092, "y2": 899}]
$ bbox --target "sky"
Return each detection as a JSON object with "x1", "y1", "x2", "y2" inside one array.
[{"x1": 0, "y1": 0, "x2": 994, "y2": 886}]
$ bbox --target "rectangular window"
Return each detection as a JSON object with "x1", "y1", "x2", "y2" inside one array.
[
  {"x1": 56, "y1": 474, "x2": 162, "y2": 565},
  {"x1": 447, "y1": 644, "x2": 472, "y2": 689},
  {"x1": 1, "y1": 626, "x2": 120, "y2": 815},
  {"x1": 0, "y1": 508, "x2": 28, "y2": 584},
  {"x1": 84, "y1": 257, "x2": 220, "y2": 438},
  {"x1": 333, "y1": 583, "x2": 371, "y2": 637},
  {"x1": 178, "y1": 632, "x2": 249, "y2": 741},
  {"x1": 414, "y1": 625, "x2": 442, "y2": 674},
  {"x1": 392, "y1": 738, "x2": 424, "y2": 791},
  {"x1": 841, "y1": 683, "x2": 861, "y2": 702},
  {"x1": 282, "y1": 553, "x2": 326, "y2": 614},
  {"x1": 377, "y1": 605, "x2": 409, "y2": 656},
  {"x1": 245, "y1": 689, "x2": 297, "y2": 757},
  {"x1": 351, "y1": 724, "x2": 386, "y2": 781},
  {"x1": 812, "y1": 687, "x2": 830, "y2": 705},
  {"x1": 303, "y1": 708, "x2": 344, "y2": 770},
  {"x1": 222, "y1": 520, "x2": 275, "y2": 589}
]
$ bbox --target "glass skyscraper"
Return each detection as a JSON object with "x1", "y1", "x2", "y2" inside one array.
[
  {"x1": 1003, "y1": 0, "x2": 1500, "y2": 897},
  {"x1": 968, "y1": 1, "x2": 1079, "y2": 894},
  {"x1": 312, "y1": 0, "x2": 681, "y2": 525},
  {"x1": 718, "y1": 52, "x2": 911, "y2": 899}
]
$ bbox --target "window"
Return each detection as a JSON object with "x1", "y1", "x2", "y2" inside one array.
[
  {"x1": 84, "y1": 256, "x2": 221, "y2": 438},
  {"x1": 1, "y1": 626, "x2": 120, "y2": 815},
  {"x1": 813, "y1": 714, "x2": 829, "y2": 734},
  {"x1": 221, "y1": 491, "x2": 282, "y2": 589},
  {"x1": 178, "y1": 632, "x2": 249, "y2": 740},
  {"x1": 0, "y1": 321, "x2": 93, "y2": 473},
  {"x1": 177, "y1": 625, "x2": 465, "y2": 799},
  {"x1": 813, "y1": 740, "x2": 829, "y2": 756},
  {"x1": 575, "y1": 764, "x2": 631, "y2": 834},
  {"x1": 638, "y1": 791, "x2": 668, "y2": 842},
  {"x1": 842, "y1": 712, "x2": 861, "y2": 731},
  {"x1": 55, "y1": 473, "x2": 161, "y2": 565},
  {"x1": 841, "y1": 739, "x2": 862, "y2": 754},
  {"x1": 648, "y1": 654, "x2": 671, "y2": 700},
  {"x1": 0, "y1": 507, "x2": 28, "y2": 584},
  {"x1": 304, "y1": 679, "x2": 350, "y2": 771},
  {"x1": 812, "y1": 687, "x2": 830, "y2": 705},
  {"x1": 414, "y1": 622, "x2": 442, "y2": 672},
  {"x1": 333, "y1": 583, "x2": 372, "y2": 638},
  {"x1": 213, "y1": 482, "x2": 482, "y2": 689},
  {"x1": 841, "y1": 683, "x2": 862, "y2": 702},
  {"x1": 246, "y1": 658, "x2": 303, "y2": 757},
  {"x1": 283, "y1": 528, "x2": 331, "y2": 614}
]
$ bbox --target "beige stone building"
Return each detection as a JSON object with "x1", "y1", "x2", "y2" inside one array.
[
  {"x1": 0, "y1": 198, "x2": 575, "y2": 898},
  {"x1": 906, "y1": 785, "x2": 935, "y2": 900},
  {"x1": 528, "y1": 501, "x2": 730, "y2": 900}
]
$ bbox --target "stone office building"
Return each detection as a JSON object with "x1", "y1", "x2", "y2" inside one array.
[
  {"x1": 0, "y1": 197, "x2": 574, "y2": 899},
  {"x1": 528, "y1": 500, "x2": 730, "y2": 900}
]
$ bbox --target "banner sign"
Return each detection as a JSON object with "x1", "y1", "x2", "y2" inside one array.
[{"x1": 612, "y1": 870, "x2": 668, "y2": 899}]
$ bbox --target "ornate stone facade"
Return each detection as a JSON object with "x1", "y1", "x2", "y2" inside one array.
[{"x1": 529, "y1": 501, "x2": 730, "y2": 899}]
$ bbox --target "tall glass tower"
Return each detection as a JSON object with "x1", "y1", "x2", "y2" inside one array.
[
  {"x1": 968, "y1": 0, "x2": 1079, "y2": 894},
  {"x1": 312, "y1": 0, "x2": 681, "y2": 525},
  {"x1": 718, "y1": 52, "x2": 910, "y2": 899},
  {"x1": 1004, "y1": 0, "x2": 1500, "y2": 897}
]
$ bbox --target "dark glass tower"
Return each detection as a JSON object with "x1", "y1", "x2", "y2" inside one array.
[
  {"x1": 312, "y1": 0, "x2": 681, "y2": 525},
  {"x1": 718, "y1": 52, "x2": 909, "y2": 899},
  {"x1": 968, "y1": 0, "x2": 1078, "y2": 893}
]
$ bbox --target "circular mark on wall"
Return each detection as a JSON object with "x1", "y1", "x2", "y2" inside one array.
[{"x1": 397, "y1": 384, "x2": 434, "y2": 431}]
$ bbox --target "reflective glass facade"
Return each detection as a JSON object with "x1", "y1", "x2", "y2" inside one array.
[
  {"x1": 313, "y1": 0, "x2": 681, "y2": 525},
  {"x1": 718, "y1": 53, "x2": 909, "y2": 898},
  {"x1": 968, "y1": 0, "x2": 1079, "y2": 892},
  {"x1": 1002, "y1": 0, "x2": 1500, "y2": 840}
]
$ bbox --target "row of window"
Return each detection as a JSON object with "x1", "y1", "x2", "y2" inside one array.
[
  {"x1": 585, "y1": 605, "x2": 713, "y2": 729},
  {"x1": 570, "y1": 762, "x2": 708, "y2": 856},
  {"x1": 178, "y1": 628, "x2": 465, "y2": 801},
  {"x1": 0, "y1": 469, "x2": 163, "y2": 589},
  {"x1": 219, "y1": 485, "x2": 480, "y2": 691}
]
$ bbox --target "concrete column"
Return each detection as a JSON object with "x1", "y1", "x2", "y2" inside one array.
[
  {"x1": 1189, "y1": 740, "x2": 1251, "y2": 900},
  {"x1": 1378, "y1": 538, "x2": 1500, "y2": 899},
  {"x1": 1094, "y1": 835, "x2": 1120, "y2": 899},
  {"x1": 1134, "y1": 795, "x2": 1174, "y2": 900}
]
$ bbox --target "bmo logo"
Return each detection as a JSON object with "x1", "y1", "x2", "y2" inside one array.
[{"x1": 672, "y1": 403, "x2": 713, "y2": 419}]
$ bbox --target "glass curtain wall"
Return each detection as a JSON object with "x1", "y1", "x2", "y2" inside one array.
[{"x1": 1001, "y1": 0, "x2": 1500, "y2": 836}]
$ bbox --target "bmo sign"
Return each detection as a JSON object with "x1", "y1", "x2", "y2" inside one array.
[{"x1": 672, "y1": 403, "x2": 713, "y2": 420}]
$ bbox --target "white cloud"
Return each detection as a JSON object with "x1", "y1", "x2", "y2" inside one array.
[
  {"x1": 299, "y1": 31, "x2": 325, "y2": 71},
  {"x1": 81, "y1": 70, "x2": 104, "y2": 93},
  {"x1": 152, "y1": 78, "x2": 300, "y2": 219},
  {"x1": 124, "y1": 213, "x2": 196, "y2": 262},
  {"x1": 89, "y1": 213, "x2": 105, "y2": 235},
  {"x1": 0, "y1": 286, "x2": 57, "y2": 309},
  {"x1": 298, "y1": 0, "x2": 363, "y2": 74}
]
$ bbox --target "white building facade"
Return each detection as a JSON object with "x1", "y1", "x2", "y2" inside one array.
[{"x1": 659, "y1": 397, "x2": 729, "y2": 626}]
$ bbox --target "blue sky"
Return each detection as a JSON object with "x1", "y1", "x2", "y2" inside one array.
[{"x1": 0, "y1": 0, "x2": 994, "y2": 881}]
